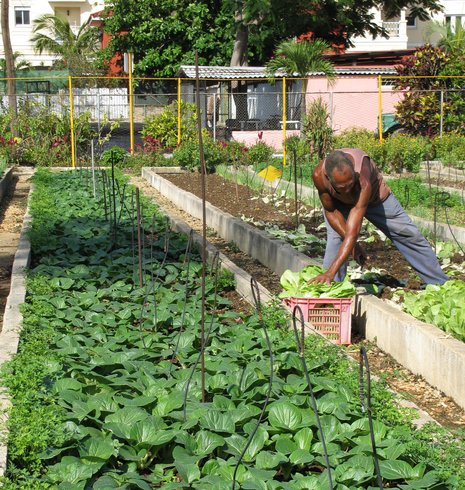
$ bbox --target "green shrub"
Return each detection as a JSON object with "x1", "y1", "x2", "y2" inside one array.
[
  {"x1": 99, "y1": 146, "x2": 127, "y2": 167},
  {"x1": 383, "y1": 134, "x2": 428, "y2": 173},
  {"x1": 124, "y1": 151, "x2": 173, "y2": 172},
  {"x1": 220, "y1": 140, "x2": 249, "y2": 167},
  {"x1": 433, "y1": 133, "x2": 465, "y2": 168},
  {"x1": 172, "y1": 135, "x2": 224, "y2": 173},
  {"x1": 246, "y1": 141, "x2": 274, "y2": 171},
  {"x1": 141, "y1": 101, "x2": 197, "y2": 149},
  {"x1": 302, "y1": 97, "x2": 334, "y2": 159},
  {"x1": 387, "y1": 176, "x2": 463, "y2": 208},
  {"x1": 0, "y1": 101, "x2": 94, "y2": 167}
]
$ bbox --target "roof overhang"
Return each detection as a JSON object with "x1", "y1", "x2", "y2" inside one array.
[{"x1": 177, "y1": 65, "x2": 397, "y2": 79}]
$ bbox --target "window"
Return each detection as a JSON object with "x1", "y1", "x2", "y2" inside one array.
[
  {"x1": 407, "y1": 15, "x2": 416, "y2": 28},
  {"x1": 15, "y1": 7, "x2": 30, "y2": 26}
]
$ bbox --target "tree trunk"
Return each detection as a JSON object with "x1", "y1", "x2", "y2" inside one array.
[
  {"x1": 230, "y1": 17, "x2": 248, "y2": 125},
  {"x1": 1, "y1": 0, "x2": 17, "y2": 126}
]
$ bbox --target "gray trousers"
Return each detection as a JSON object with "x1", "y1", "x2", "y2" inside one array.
[{"x1": 323, "y1": 193, "x2": 449, "y2": 285}]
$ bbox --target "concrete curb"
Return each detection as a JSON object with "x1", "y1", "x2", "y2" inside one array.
[
  {"x1": 142, "y1": 167, "x2": 321, "y2": 277},
  {"x1": 143, "y1": 167, "x2": 465, "y2": 412},
  {"x1": 0, "y1": 167, "x2": 14, "y2": 205},
  {"x1": 355, "y1": 293, "x2": 465, "y2": 412},
  {"x1": 0, "y1": 185, "x2": 32, "y2": 476}
]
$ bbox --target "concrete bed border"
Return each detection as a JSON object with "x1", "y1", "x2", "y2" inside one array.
[
  {"x1": 0, "y1": 167, "x2": 14, "y2": 205},
  {"x1": 0, "y1": 187, "x2": 32, "y2": 476},
  {"x1": 143, "y1": 166, "x2": 465, "y2": 411},
  {"x1": 142, "y1": 167, "x2": 320, "y2": 277}
]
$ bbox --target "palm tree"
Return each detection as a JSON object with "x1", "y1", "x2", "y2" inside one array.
[
  {"x1": 31, "y1": 14, "x2": 100, "y2": 75},
  {"x1": 1, "y1": 0, "x2": 17, "y2": 121},
  {"x1": 0, "y1": 52, "x2": 32, "y2": 72},
  {"x1": 425, "y1": 19, "x2": 465, "y2": 54},
  {"x1": 265, "y1": 38, "x2": 335, "y2": 124}
]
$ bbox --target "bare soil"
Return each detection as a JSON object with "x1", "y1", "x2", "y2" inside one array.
[
  {"x1": 0, "y1": 169, "x2": 31, "y2": 332},
  {"x1": 132, "y1": 171, "x2": 465, "y2": 429}
]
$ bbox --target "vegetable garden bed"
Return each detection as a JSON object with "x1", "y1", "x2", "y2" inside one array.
[
  {"x1": 0, "y1": 168, "x2": 462, "y2": 488},
  {"x1": 142, "y1": 167, "x2": 465, "y2": 412}
]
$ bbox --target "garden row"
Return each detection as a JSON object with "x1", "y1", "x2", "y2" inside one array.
[
  {"x1": 0, "y1": 169, "x2": 461, "y2": 488},
  {"x1": 142, "y1": 167, "x2": 465, "y2": 409}
]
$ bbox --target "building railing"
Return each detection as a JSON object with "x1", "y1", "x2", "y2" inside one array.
[{"x1": 382, "y1": 21, "x2": 400, "y2": 37}]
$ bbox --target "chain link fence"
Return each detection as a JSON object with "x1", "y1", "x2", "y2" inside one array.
[{"x1": 1, "y1": 74, "x2": 465, "y2": 165}]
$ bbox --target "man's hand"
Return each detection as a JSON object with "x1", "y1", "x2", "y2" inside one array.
[
  {"x1": 307, "y1": 271, "x2": 334, "y2": 285},
  {"x1": 353, "y1": 243, "x2": 367, "y2": 266}
]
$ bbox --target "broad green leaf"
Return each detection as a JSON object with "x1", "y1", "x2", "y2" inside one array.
[
  {"x1": 398, "y1": 472, "x2": 440, "y2": 489},
  {"x1": 53, "y1": 378, "x2": 83, "y2": 392},
  {"x1": 153, "y1": 392, "x2": 184, "y2": 416},
  {"x1": 80, "y1": 435, "x2": 115, "y2": 461},
  {"x1": 173, "y1": 446, "x2": 201, "y2": 484},
  {"x1": 289, "y1": 448, "x2": 313, "y2": 465},
  {"x1": 274, "y1": 435, "x2": 297, "y2": 455},
  {"x1": 130, "y1": 419, "x2": 175, "y2": 447},
  {"x1": 294, "y1": 427, "x2": 313, "y2": 451},
  {"x1": 268, "y1": 402, "x2": 302, "y2": 431},
  {"x1": 255, "y1": 450, "x2": 287, "y2": 469},
  {"x1": 104, "y1": 407, "x2": 148, "y2": 439},
  {"x1": 46, "y1": 456, "x2": 99, "y2": 484},
  {"x1": 199, "y1": 411, "x2": 235, "y2": 433},
  {"x1": 379, "y1": 459, "x2": 419, "y2": 480},
  {"x1": 194, "y1": 431, "x2": 225, "y2": 456}
]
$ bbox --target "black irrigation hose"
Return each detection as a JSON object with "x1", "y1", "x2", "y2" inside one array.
[
  {"x1": 182, "y1": 252, "x2": 221, "y2": 421},
  {"x1": 359, "y1": 346, "x2": 383, "y2": 489},
  {"x1": 231, "y1": 277, "x2": 274, "y2": 490},
  {"x1": 168, "y1": 230, "x2": 195, "y2": 374},
  {"x1": 291, "y1": 306, "x2": 334, "y2": 489}
]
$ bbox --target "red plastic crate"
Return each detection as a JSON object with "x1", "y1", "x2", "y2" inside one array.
[{"x1": 283, "y1": 297, "x2": 352, "y2": 345}]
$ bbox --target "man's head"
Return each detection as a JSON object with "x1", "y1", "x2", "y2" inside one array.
[{"x1": 324, "y1": 150, "x2": 357, "y2": 193}]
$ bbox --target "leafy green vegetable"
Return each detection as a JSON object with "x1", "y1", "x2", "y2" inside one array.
[
  {"x1": 403, "y1": 280, "x2": 465, "y2": 341},
  {"x1": 279, "y1": 265, "x2": 356, "y2": 298}
]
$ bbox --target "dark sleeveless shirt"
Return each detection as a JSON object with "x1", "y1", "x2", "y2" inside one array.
[{"x1": 323, "y1": 148, "x2": 391, "y2": 206}]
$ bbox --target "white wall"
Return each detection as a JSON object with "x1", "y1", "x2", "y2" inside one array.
[{"x1": 0, "y1": 0, "x2": 104, "y2": 67}]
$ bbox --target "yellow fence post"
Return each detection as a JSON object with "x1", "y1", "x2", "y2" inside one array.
[
  {"x1": 378, "y1": 75, "x2": 383, "y2": 143},
  {"x1": 128, "y1": 53, "x2": 135, "y2": 154},
  {"x1": 177, "y1": 78, "x2": 182, "y2": 146},
  {"x1": 68, "y1": 76, "x2": 76, "y2": 168},
  {"x1": 282, "y1": 77, "x2": 287, "y2": 166}
]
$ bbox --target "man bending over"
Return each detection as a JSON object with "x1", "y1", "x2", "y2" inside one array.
[{"x1": 309, "y1": 148, "x2": 448, "y2": 285}]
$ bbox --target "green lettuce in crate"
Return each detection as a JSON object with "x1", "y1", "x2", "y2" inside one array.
[
  {"x1": 279, "y1": 265, "x2": 356, "y2": 299},
  {"x1": 403, "y1": 280, "x2": 465, "y2": 341}
]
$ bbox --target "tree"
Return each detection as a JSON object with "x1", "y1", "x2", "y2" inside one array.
[
  {"x1": 0, "y1": 52, "x2": 32, "y2": 72},
  {"x1": 394, "y1": 45, "x2": 450, "y2": 135},
  {"x1": 265, "y1": 38, "x2": 335, "y2": 122},
  {"x1": 102, "y1": 0, "x2": 234, "y2": 77},
  {"x1": 31, "y1": 14, "x2": 100, "y2": 75},
  {"x1": 104, "y1": 0, "x2": 443, "y2": 76},
  {"x1": 1, "y1": 0, "x2": 17, "y2": 122}
]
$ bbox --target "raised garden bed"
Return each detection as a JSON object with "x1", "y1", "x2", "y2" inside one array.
[
  {"x1": 142, "y1": 167, "x2": 465, "y2": 412},
  {"x1": 2, "y1": 168, "x2": 461, "y2": 487}
]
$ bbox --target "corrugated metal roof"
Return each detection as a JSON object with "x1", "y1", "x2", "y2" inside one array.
[{"x1": 177, "y1": 65, "x2": 396, "y2": 79}]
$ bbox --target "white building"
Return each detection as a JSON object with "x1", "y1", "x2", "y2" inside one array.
[
  {"x1": 348, "y1": 1, "x2": 465, "y2": 52},
  {"x1": 0, "y1": 0, "x2": 105, "y2": 67}
]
